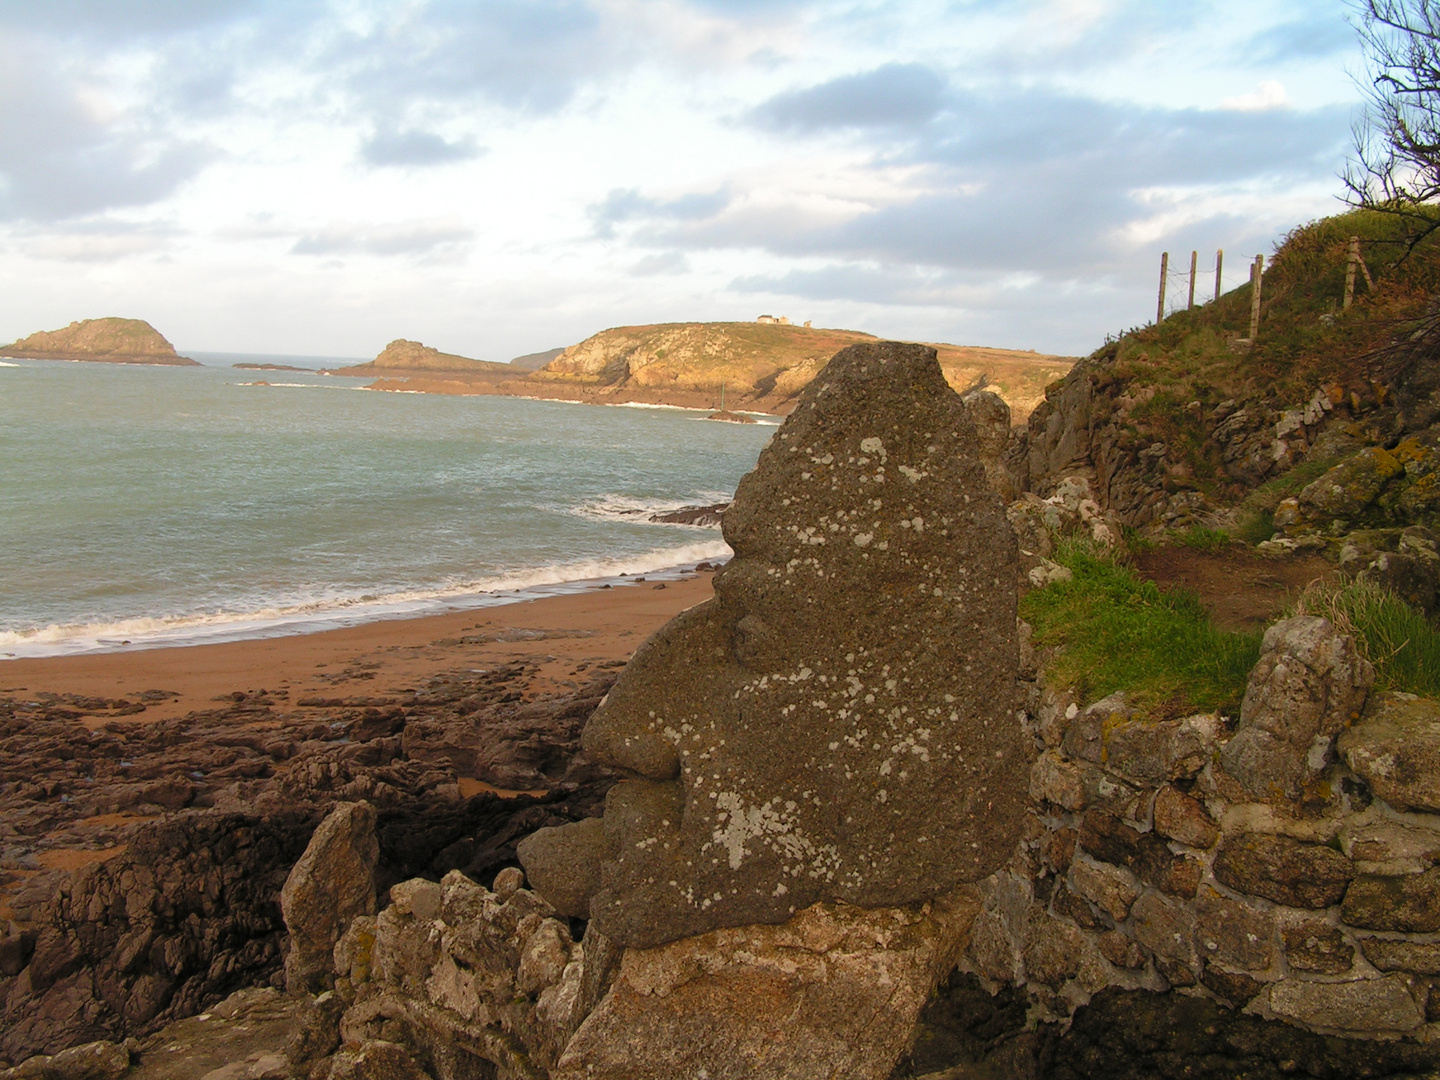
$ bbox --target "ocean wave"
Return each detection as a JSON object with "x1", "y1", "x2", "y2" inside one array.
[
  {"x1": 0, "y1": 361, "x2": 20, "y2": 367},
  {"x1": 0, "y1": 540, "x2": 731, "y2": 659},
  {"x1": 571, "y1": 492, "x2": 732, "y2": 525}
]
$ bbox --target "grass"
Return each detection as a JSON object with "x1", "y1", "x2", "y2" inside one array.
[
  {"x1": 1292, "y1": 578, "x2": 1440, "y2": 697},
  {"x1": 1174, "y1": 525, "x2": 1232, "y2": 552},
  {"x1": 1021, "y1": 539, "x2": 1262, "y2": 718}
]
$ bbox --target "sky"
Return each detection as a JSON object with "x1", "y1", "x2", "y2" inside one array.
[{"x1": 0, "y1": 0, "x2": 1365, "y2": 360}]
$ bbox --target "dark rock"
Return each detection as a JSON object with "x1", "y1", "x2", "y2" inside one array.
[
  {"x1": 1044, "y1": 986, "x2": 1440, "y2": 1079},
  {"x1": 1194, "y1": 888, "x2": 1276, "y2": 971},
  {"x1": 1212, "y1": 832, "x2": 1354, "y2": 909},
  {"x1": 1077, "y1": 811, "x2": 1195, "y2": 898},
  {"x1": 526, "y1": 342, "x2": 1027, "y2": 949},
  {"x1": 1342, "y1": 867, "x2": 1440, "y2": 932},
  {"x1": 1199, "y1": 964, "x2": 1265, "y2": 1007},
  {"x1": 0, "y1": 812, "x2": 316, "y2": 1063},
  {"x1": 1360, "y1": 937, "x2": 1440, "y2": 974}
]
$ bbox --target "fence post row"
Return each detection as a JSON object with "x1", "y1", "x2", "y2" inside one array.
[{"x1": 1249, "y1": 254, "x2": 1264, "y2": 342}]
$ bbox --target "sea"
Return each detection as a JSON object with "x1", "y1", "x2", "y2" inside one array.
[{"x1": 0, "y1": 353, "x2": 778, "y2": 659}]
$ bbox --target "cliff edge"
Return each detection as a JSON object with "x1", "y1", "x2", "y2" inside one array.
[{"x1": 0, "y1": 318, "x2": 198, "y2": 366}]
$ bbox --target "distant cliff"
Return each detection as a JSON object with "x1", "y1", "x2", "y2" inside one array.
[
  {"x1": 532, "y1": 322, "x2": 1072, "y2": 419},
  {"x1": 0, "y1": 318, "x2": 198, "y2": 366}
]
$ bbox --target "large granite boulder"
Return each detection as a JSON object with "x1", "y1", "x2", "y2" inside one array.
[
  {"x1": 1219, "y1": 616, "x2": 1373, "y2": 800},
  {"x1": 552, "y1": 888, "x2": 981, "y2": 1080},
  {"x1": 521, "y1": 341, "x2": 1026, "y2": 948},
  {"x1": 281, "y1": 802, "x2": 378, "y2": 993}
]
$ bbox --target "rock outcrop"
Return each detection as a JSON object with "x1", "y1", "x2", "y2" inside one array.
[
  {"x1": 280, "y1": 803, "x2": 379, "y2": 993},
  {"x1": 522, "y1": 341, "x2": 1027, "y2": 949},
  {"x1": 0, "y1": 319, "x2": 197, "y2": 366}
]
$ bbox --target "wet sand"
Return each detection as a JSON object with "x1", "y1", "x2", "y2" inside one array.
[{"x1": 0, "y1": 572, "x2": 714, "y2": 726}]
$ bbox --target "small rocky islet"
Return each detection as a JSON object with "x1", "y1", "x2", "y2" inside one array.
[
  {"x1": 8, "y1": 210, "x2": 1440, "y2": 1078},
  {"x1": 0, "y1": 318, "x2": 199, "y2": 366}
]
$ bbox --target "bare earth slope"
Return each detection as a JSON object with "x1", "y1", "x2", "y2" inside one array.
[
  {"x1": 340, "y1": 323, "x2": 1074, "y2": 421},
  {"x1": 0, "y1": 318, "x2": 198, "y2": 366}
]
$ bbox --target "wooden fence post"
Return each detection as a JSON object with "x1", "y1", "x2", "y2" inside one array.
[
  {"x1": 1345, "y1": 235, "x2": 1358, "y2": 310},
  {"x1": 1214, "y1": 249, "x2": 1223, "y2": 303},
  {"x1": 1249, "y1": 254, "x2": 1264, "y2": 341},
  {"x1": 1157, "y1": 251, "x2": 1169, "y2": 323},
  {"x1": 1188, "y1": 251, "x2": 1198, "y2": 309}
]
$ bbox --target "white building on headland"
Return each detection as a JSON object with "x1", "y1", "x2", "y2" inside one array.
[{"x1": 756, "y1": 315, "x2": 792, "y2": 325}]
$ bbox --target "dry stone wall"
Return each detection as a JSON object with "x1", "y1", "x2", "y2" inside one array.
[{"x1": 966, "y1": 611, "x2": 1440, "y2": 1045}]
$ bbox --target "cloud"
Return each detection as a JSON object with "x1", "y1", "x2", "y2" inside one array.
[
  {"x1": 361, "y1": 128, "x2": 484, "y2": 168},
  {"x1": 333, "y1": 0, "x2": 616, "y2": 117},
  {"x1": 749, "y1": 63, "x2": 947, "y2": 132},
  {"x1": 605, "y1": 86, "x2": 1348, "y2": 286},
  {"x1": 0, "y1": 0, "x2": 260, "y2": 37},
  {"x1": 1246, "y1": 13, "x2": 1355, "y2": 61},
  {"x1": 630, "y1": 251, "x2": 690, "y2": 276},
  {"x1": 291, "y1": 219, "x2": 475, "y2": 258},
  {"x1": 0, "y1": 39, "x2": 212, "y2": 221},
  {"x1": 590, "y1": 186, "x2": 732, "y2": 238},
  {"x1": 1221, "y1": 79, "x2": 1291, "y2": 111}
]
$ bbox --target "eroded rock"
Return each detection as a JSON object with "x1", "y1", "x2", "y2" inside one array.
[
  {"x1": 280, "y1": 802, "x2": 379, "y2": 993},
  {"x1": 1340, "y1": 692, "x2": 1440, "y2": 813},
  {"x1": 523, "y1": 342, "x2": 1026, "y2": 948},
  {"x1": 1219, "y1": 616, "x2": 1373, "y2": 800}
]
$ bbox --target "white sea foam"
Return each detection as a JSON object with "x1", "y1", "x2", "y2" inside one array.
[
  {"x1": 0, "y1": 361, "x2": 19, "y2": 367},
  {"x1": 0, "y1": 540, "x2": 731, "y2": 659},
  {"x1": 571, "y1": 492, "x2": 732, "y2": 525}
]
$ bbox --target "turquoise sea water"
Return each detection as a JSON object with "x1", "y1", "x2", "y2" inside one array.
[{"x1": 0, "y1": 357, "x2": 776, "y2": 657}]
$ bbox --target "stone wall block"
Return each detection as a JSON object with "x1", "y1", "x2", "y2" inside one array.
[
  {"x1": 1152, "y1": 786, "x2": 1220, "y2": 850},
  {"x1": 1265, "y1": 974, "x2": 1424, "y2": 1034},
  {"x1": 1195, "y1": 888, "x2": 1277, "y2": 972},
  {"x1": 1062, "y1": 693, "x2": 1128, "y2": 764},
  {"x1": 1220, "y1": 617, "x2": 1374, "y2": 800},
  {"x1": 1131, "y1": 891, "x2": 1197, "y2": 969},
  {"x1": 1342, "y1": 867, "x2": 1440, "y2": 932},
  {"x1": 1339, "y1": 693, "x2": 1440, "y2": 814},
  {"x1": 1283, "y1": 921, "x2": 1354, "y2": 974},
  {"x1": 1068, "y1": 857, "x2": 1140, "y2": 922},
  {"x1": 1077, "y1": 810, "x2": 1193, "y2": 897},
  {"x1": 1360, "y1": 938, "x2": 1440, "y2": 975},
  {"x1": 1030, "y1": 750, "x2": 1086, "y2": 812},
  {"x1": 1104, "y1": 714, "x2": 1222, "y2": 785},
  {"x1": 1212, "y1": 832, "x2": 1354, "y2": 909}
]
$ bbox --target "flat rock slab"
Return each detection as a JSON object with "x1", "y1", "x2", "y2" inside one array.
[
  {"x1": 525, "y1": 341, "x2": 1026, "y2": 948},
  {"x1": 127, "y1": 988, "x2": 299, "y2": 1080}
]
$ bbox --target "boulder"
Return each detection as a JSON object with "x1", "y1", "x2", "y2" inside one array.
[
  {"x1": 523, "y1": 342, "x2": 1027, "y2": 949},
  {"x1": 515, "y1": 817, "x2": 608, "y2": 918},
  {"x1": 1339, "y1": 692, "x2": 1440, "y2": 813},
  {"x1": 1295, "y1": 446, "x2": 1405, "y2": 525},
  {"x1": 281, "y1": 802, "x2": 379, "y2": 993},
  {"x1": 552, "y1": 888, "x2": 981, "y2": 1080},
  {"x1": 1219, "y1": 616, "x2": 1373, "y2": 800}
]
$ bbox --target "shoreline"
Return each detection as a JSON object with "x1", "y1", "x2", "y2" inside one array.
[
  {"x1": 0, "y1": 570, "x2": 715, "y2": 725},
  {"x1": 0, "y1": 552, "x2": 729, "y2": 661}
]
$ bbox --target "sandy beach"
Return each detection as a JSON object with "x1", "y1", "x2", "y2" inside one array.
[{"x1": 0, "y1": 571, "x2": 714, "y2": 726}]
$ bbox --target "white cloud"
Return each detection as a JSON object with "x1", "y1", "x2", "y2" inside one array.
[{"x1": 1221, "y1": 78, "x2": 1291, "y2": 111}]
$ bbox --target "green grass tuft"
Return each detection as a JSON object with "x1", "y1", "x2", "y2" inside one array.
[
  {"x1": 1021, "y1": 539, "x2": 1262, "y2": 717},
  {"x1": 1293, "y1": 579, "x2": 1440, "y2": 697},
  {"x1": 1174, "y1": 525, "x2": 1232, "y2": 552}
]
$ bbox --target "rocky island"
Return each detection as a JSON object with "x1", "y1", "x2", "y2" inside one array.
[
  {"x1": 0, "y1": 318, "x2": 199, "y2": 366},
  {"x1": 330, "y1": 321, "x2": 1073, "y2": 422}
]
